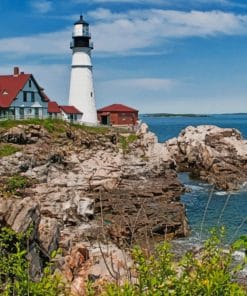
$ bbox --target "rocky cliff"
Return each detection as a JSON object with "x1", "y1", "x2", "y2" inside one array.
[
  {"x1": 166, "y1": 125, "x2": 247, "y2": 191},
  {"x1": 0, "y1": 121, "x2": 188, "y2": 294}
]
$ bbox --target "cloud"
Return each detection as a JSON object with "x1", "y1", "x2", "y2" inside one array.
[
  {"x1": 31, "y1": 0, "x2": 53, "y2": 13},
  {"x1": 74, "y1": 0, "x2": 247, "y2": 8},
  {"x1": 90, "y1": 9, "x2": 247, "y2": 54},
  {"x1": 0, "y1": 29, "x2": 70, "y2": 56},
  {"x1": 0, "y1": 9, "x2": 247, "y2": 57}
]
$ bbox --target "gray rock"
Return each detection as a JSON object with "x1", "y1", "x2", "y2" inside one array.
[
  {"x1": 2, "y1": 197, "x2": 40, "y2": 238},
  {"x1": 38, "y1": 217, "x2": 60, "y2": 256}
]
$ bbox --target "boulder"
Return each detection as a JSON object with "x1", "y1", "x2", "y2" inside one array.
[
  {"x1": 1, "y1": 125, "x2": 47, "y2": 145},
  {"x1": 166, "y1": 125, "x2": 247, "y2": 190}
]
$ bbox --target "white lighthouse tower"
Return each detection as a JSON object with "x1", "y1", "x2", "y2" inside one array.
[{"x1": 68, "y1": 15, "x2": 97, "y2": 125}]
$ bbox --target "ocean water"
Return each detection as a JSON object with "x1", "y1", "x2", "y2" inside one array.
[{"x1": 141, "y1": 114, "x2": 247, "y2": 242}]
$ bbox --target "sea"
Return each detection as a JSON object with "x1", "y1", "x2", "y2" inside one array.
[{"x1": 140, "y1": 114, "x2": 247, "y2": 245}]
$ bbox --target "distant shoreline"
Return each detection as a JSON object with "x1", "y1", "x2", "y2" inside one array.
[
  {"x1": 141, "y1": 113, "x2": 210, "y2": 118},
  {"x1": 141, "y1": 113, "x2": 247, "y2": 118}
]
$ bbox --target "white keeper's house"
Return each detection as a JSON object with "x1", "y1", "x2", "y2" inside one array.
[{"x1": 0, "y1": 67, "x2": 82, "y2": 123}]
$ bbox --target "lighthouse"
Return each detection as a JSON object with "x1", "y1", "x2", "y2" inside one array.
[{"x1": 68, "y1": 15, "x2": 97, "y2": 125}]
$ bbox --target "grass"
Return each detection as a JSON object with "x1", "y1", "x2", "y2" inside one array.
[
  {"x1": 0, "y1": 118, "x2": 67, "y2": 132},
  {"x1": 0, "y1": 144, "x2": 21, "y2": 158},
  {"x1": 6, "y1": 175, "x2": 30, "y2": 193},
  {"x1": 0, "y1": 175, "x2": 34, "y2": 198},
  {"x1": 0, "y1": 118, "x2": 110, "y2": 135},
  {"x1": 119, "y1": 133, "x2": 138, "y2": 153},
  {"x1": 71, "y1": 122, "x2": 109, "y2": 134}
]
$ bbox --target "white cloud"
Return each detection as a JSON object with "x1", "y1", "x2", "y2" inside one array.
[
  {"x1": 74, "y1": 0, "x2": 247, "y2": 8},
  {"x1": 90, "y1": 9, "x2": 247, "y2": 54},
  {"x1": 0, "y1": 29, "x2": 70, "y2": 55},
  {"x1": 31, "y1": 0, "x2": 53, "y2": 13},
  {"x1": 0, "y1": 9, "x2": 246, "y2": 57}
]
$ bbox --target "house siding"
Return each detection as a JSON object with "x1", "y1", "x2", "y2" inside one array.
[
  {"x1": 10, "y1": 77, "x2": 48, "y2": 119},
  {"x1": 98, "y1": 111, "x2": 138, "y2": 126}
]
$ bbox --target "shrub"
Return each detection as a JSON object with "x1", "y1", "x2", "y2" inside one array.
[
  {"x1": 0, "y1": 227, "x2": 65, "y2": 296},
  {"x1": 233, "y1": 235, "x2": 247, "y2": 253},
  {"x1": 87, "y1": 228, "x2": 246, "y2": 295}
]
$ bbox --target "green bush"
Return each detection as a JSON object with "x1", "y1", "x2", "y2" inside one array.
[
  {"x1": 0, "y1": 227, "x2": 65, "y2": 296},
  {"x1": 0, "y1": 144, "x2": 20, "y2": 158},
  {"x1": 88, "y1": 228, "x2": 246, "y2": 295},
  {"x1": 233, "y1": 235, "x2": 247, "y2": 252}
]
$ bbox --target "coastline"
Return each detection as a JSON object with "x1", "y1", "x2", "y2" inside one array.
[{"x1": 0, "y1": 119, "x2": 247, "y2": 293}]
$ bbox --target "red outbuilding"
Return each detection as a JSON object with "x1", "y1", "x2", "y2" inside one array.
[{"x1": 97, "y1": 104, "x2": 138, "y2": 126}]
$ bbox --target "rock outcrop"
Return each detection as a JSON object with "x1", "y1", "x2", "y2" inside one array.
[
  {"x1": 166, "y1": 125, "x2": 247, "y2": 190},
  {"x1": 0, "y1": 122, "x2": 188, "y2": 295}
]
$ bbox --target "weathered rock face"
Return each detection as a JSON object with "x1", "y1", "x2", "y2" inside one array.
[
  {"x1": 0, "y1": 122, "x2": 188, "y2": 294},
  {"x1": 0, "y1": 124, "x2": 48, "y2": 144},
  {"x1": 166, "y1": 125, "x2": 247, "y2": 190},
  {"x1": 0, "y1": 197, "x2": 40, "y2": 236}
]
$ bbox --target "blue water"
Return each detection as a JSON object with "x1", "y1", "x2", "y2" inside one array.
[
  {"x1": 141, "y1": 114, "x2": 247, "y2": 242},
  {"x1": 142, "y1": 114, "x2": 247, "y2": 142}
]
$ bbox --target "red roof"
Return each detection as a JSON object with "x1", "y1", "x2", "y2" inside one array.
[
  {"x1": 0, "y1": 72, "x2": 50, "y2": 108},
  {"x1": 60, "y1": 105, "x2": 82, "y2": 114},
  {"x1": 40, "y1": 91, "x2": 50, "y2": 102},
  {"x1": 98, "y1": 104, "x2": 138, "y2": 113},
  {"x1": 0, "y1": 74, "x2": 31, "y2": 108},
  {"x1": 48, "y1": 101, "x2": 60, "y2": 113}
]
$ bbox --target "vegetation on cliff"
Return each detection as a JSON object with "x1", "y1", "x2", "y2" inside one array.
[
  {"x1": 0, "y1": 118, "x2": 109, "y2": 135},
  {"x1": 88, "y1": 228, "x2": 246, "y2": 295},
  {"x1": 0, "y1": 227, "x2": 65, "y2": 296},
  {"x1": 0, "y1": 226, "x2": 245, "y2": 296},
  {"x1": 0, "y1": 119, "x2": 246, "y2": 295},
  {"x1": 0, "y1": 144, "x2": 21, "y2": 158}
]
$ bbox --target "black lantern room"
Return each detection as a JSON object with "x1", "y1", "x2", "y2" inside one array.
[{"x1": 70, "y1": 15, "x2": 93, "y2": 49}]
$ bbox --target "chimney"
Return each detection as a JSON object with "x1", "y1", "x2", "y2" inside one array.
[{"x1": 13, "y1": 67, "x2": 19, "y2": 77}]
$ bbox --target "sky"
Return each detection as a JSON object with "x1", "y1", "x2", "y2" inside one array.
[{"x1": 0, "y1": 0, "x2": 247, "y2": 114}]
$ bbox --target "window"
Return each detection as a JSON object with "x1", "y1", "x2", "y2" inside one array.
[
  {"x1": 31, "y1": 92, "x2": 35, "y2": 102},
  {"x1": 29, "y1": 80, "x2": 32, "y2": 88},
  {"x1": 90, "y1": 92, "x2": 93, "y2": 97},
  {"x1": 23, "y1": 91, "x2": 27, "y2": 102}
]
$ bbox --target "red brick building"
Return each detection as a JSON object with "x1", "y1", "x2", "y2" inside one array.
[{"x1": 97, "y1": 104, "x2": 138, "y2": 126}]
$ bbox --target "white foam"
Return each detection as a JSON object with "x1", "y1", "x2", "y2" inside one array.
[
  {"x1": 215, "y1": 191, "x2": 228, "y2": 196},
  {"x1": 186, "y1": 185, "x2": 204, "y2": 191}
]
